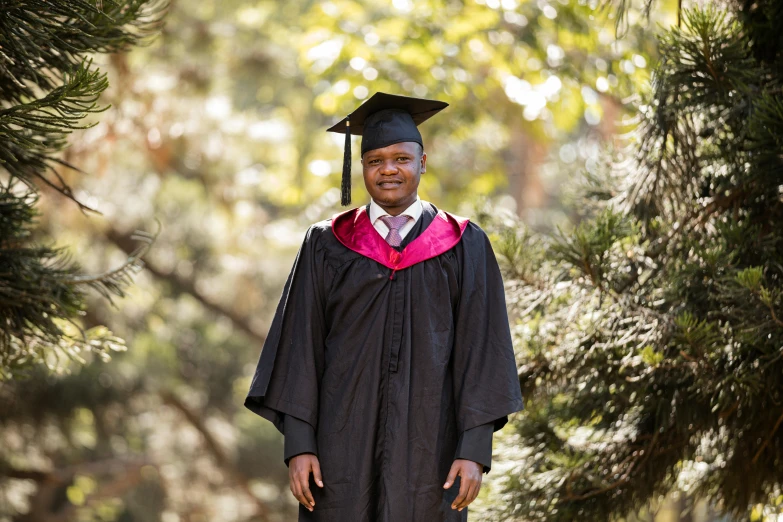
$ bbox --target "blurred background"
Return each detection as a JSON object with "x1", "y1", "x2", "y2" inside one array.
[{"x1": 7, "y1": 0, "x2": 769, "y2": 520}]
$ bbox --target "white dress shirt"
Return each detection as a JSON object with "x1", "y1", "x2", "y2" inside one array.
[{"x1": 368, "y1": 195, "x2": 423, "y2": 241}]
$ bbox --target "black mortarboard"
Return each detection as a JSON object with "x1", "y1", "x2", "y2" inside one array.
[{"x1": 326, "y1": 92, "x2": 448, "y2": 206}]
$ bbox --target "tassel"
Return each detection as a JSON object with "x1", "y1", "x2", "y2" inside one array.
[{"x1": 341, "y1": 118, "x2": 352, "y2": 206}]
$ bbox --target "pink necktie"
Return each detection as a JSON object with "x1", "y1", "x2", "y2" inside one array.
[{"x1": 379, "y1": 214, "x2": 412, "y2": 247}]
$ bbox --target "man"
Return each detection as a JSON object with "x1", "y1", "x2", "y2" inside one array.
[{"x1": 244, "y1": 92, "x2": 523, "y2": 521}]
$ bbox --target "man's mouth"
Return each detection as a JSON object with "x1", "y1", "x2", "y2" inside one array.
[{"x1": 378, "y1": 180, "x2": 403, "y2": 188}]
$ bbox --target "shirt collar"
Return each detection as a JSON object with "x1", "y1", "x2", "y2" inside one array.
[{"x1": 369, "y1": 195, "x2": 422, "y2": 225}]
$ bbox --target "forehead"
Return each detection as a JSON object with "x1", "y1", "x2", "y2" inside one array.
[{"x1": 362, "y1": 141, "x2": 420, "y2": 157}]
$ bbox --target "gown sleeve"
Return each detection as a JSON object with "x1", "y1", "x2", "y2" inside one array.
[
  {"x1": 451, "y1": 223, "x2": 524, "y2": 435},
  {"x1": 454, "y1": 421, "x2": 494, "y2": 474},
  {"x1": 283, "y1": 414, "x2": 318, "y2": 467},
  {"x1": 244, "y1": 225, "x2": 328, "y2": 434}
]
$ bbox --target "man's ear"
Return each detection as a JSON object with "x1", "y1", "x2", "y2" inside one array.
[{"x1": 420, "y1": 151, "x2": 427, "y2": 173}]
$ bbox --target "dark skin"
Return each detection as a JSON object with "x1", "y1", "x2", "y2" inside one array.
[
  {"x1": 289, "y1": 454, "x2": 482, "y2": 512},
  {"x1": 288, "y1": 140, "x2": 484, "y2": 512},
  {"x1": 289, "y1": 453, "x2": 322, "y2": 512},
  {"x1": 361, "y1": 141, "x2": 425, "y2": 215}
]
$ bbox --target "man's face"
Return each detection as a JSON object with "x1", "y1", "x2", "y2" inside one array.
[{"x1": 361, "y1": 141, "x2": 426, "y2": 214}]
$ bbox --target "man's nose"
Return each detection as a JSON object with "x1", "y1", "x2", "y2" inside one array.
[{"x1": 379, "y1": 160, "x2": 398, "y2": 174}]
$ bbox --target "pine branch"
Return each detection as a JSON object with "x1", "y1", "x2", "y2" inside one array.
[
  {"x1": 595, "y1": 0, "x2": 657, "y2": 38},
  {"x1": 61, "y1": 219, "x2": 160, "y2": 304},
  {"x1": 746, "y1": 92, "x2": 783, "y2": 176},
  {"x1": 0, "y1": 0, "x2": 168, "y2": 104},
  {"x1": 618, "y1": 5, "x2": 760, "y2": 229},
  {"x1": 752, "y1": 409, "x2": 783, "y2": 464},
  {"x1": 0, "y1": 185, "x2": 159, "y2": 379},
  {"x1": 0, "y1": 56, "x2": 109, "y2": 210}
]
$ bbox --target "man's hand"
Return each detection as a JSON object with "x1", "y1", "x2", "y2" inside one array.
[
  {"x1": 289, "y1": 453, "x2": 323, "y2": 512},
  {"x1": 443, "y1": 458, "x2": 483, "y2": 511}
]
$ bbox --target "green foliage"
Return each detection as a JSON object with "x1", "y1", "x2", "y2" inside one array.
[
  {"x1": 0, "y1": 187, "x2": 130, "y2": 380},
  {"x1": 0, "y1": 59, "x2": 110, "y2": 195},
  {"x1": 0, "y1": 0, "x2": 668, "y2": 519},
  {"x1": 0, "y1": 1, "x2": 166, "y2": 380},
  {"x1": 552, "y1": 207, "x2": 636, "y2": 288},
  {"x1": 489, "y1": 1, "x2": 783, "y2": 520}
]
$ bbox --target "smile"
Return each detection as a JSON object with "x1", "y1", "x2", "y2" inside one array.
[{"x1": 378, "y1": 181, "x2": 403, "y2": 188}]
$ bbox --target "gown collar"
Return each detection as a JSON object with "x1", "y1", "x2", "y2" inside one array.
[{"x1": 331, "y1": 204, "x2": 469, "y2": 278}]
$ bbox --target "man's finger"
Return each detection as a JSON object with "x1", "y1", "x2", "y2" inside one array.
[
  {"x1": 443, "y1": 463, "x2": 459, "y2": 489},
  {"x1": 451, "y1": 472, "x2": 470, "y2": 509},
  {"x1": 291, "y1": 472, "x2": 312, "y2": 511},
  {"x1": 462, "y1": 482, "x2": 478, "y2": 509},
  {"x1": 455, "y1": 482, "x2": 471, "y2": 510},
  {"x1": 301, "y1": 473, "x2": 316, "y2": 508},
  {"x1": 471, "y1": 479, "x2": 482, "y2": 502},
  {"x1": 312, "y1": 459, "x2": 324, "y2": 488},
  {"x1": 290, "y1": 477, "x2": 304, "y2": 508},
  {"x1": 456, "y1": 481, "x2": 475, "y2": 510},
  {"x1": 468, "y1": 480, "x2": 481, "y2": 505}
]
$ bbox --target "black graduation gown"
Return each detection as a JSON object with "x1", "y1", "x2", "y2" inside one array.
[
  {"x1": 245, "y1": 201, "x2": 524, "y2": 521},
  {"x1": 282, "y1": 205, "x2": 495, "y2": 473}
]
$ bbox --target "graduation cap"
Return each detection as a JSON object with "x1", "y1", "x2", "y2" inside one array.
[{"x1": 326, "y1": 92, "x2": 449, "y2": 206}]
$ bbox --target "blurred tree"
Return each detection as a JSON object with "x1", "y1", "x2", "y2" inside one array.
[
  {"x1": 485, "y1": 0, "x2": 783, "y2": 520},
  {"x1": 0, "y1": 0, "x2": 673, "y2": 520},
  {"x1": 0, "y1": 0, "x2": 166, "y2": 380}
]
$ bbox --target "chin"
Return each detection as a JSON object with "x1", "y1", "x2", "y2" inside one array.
[{"x1": 375, "y1": 193, "x2": 408, "y2": 206}]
